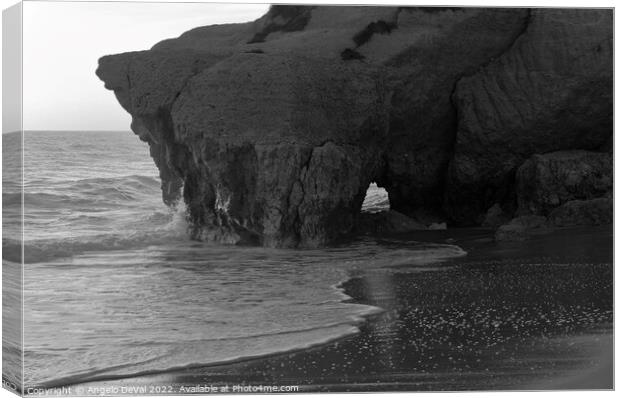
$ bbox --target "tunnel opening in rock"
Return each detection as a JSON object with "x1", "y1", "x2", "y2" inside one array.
[{"x1": 361, "y1": 182, "x2": 390, "y2": 213}]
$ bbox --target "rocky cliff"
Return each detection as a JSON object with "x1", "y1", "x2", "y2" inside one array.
[{"x1": 96, "y1": 6, "x2": 613, "y2": 247}]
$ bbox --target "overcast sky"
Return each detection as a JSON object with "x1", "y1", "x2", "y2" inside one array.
[{"x1": 22, "y1": 1, "x2": 269, "y2": 131}]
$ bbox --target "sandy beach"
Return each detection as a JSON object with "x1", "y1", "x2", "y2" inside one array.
[{"x1": 69, "y1": 225, "x2": 613, "y2": 393}]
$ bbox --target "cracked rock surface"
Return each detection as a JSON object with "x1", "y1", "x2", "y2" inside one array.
[{"x1": 96, "y1": 6, "x2": 612, "y2": 247}]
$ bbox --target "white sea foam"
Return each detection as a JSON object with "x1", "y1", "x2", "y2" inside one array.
[{"x1": 23, "y1": 240, "x2": 465, "y2": 388}]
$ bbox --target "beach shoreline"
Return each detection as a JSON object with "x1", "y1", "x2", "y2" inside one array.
[{"x1": 56, "y1": 225, "x2": 614, "y2": 394}]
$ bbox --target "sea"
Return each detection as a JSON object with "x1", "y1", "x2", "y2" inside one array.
[{"x1": 2, "y1": 131, "x2": 467, "y2": 389}]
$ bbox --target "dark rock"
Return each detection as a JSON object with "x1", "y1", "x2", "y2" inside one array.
[
  {"x1": 96, "y1": 6, "x2": 612, "y2": 247},
  {"x1": 512, "y1": 215, "x2": 548, "y2": 229},
  {"x1": 428, "y1": 222, "x2": 447, "y2": 230},
  {"x1": 548, "y1": 198, "x2": 612, "y2": 227},
  {"x1": 382, "y1": 7, "x2": 531, "y2": 218},
  {"x1": 352, "y1": 20, "x2": 397, "y2": 47},
  {"x1": 100, "y1": 51, "x2": 391, "y2": 247},
  {"x1": 341, "y1": 48, "x2": 366, "y2": 61},
  {"x1": 495, "y1": 215, "x2": 547, "y2": 241},
  {"x1": 407, "y1": 208, "x2": 446, "y2": 226},
  {"x1": 515, "y1": 151, "x2": 612, "y2": 216},
  {"x1": 247, "y1": 6, "x2": 315, "y2": 44},
  {"x1": 356, "y1": 210, "x2": 426, "y2": 235},
  {"x1": 495, "y1": 224, "x2": 528, "y2": 241},
  {"x1": 446, "y1": 9, "x2": 613, "y2": 224},
  {"x1": 482, "y1": 203, "x2": 511, "y2": 228}
]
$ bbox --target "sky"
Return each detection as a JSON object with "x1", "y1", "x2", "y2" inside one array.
[{"x1": 21, "y1": 0, "x2": 269, "y2": 131}]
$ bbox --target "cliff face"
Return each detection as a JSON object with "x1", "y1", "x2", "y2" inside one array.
[
  {"x1": 447, "y1": 9, "x2": 613, "y2": 224},
  {"x1": 96, "y1": 6, "x2": 613, "y2": 247}
]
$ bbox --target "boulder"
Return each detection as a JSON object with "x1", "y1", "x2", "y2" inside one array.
[
  {"x1": 428, "y1": 222, "x2": 447, "y2": 230},
  {"x1": 515, "y1": 151, "x2": 612, "y2": 216},
  {"x1": 495, "y1": 215, "x2": 547, "y2": 241},
  {"x1": 356, "y1": 210, "x2": 426, "y2": 235},
  {"x1": 548, "y1": 198, "x2": 613, "y2": 227},
  {"x1": 482, "y1": 203, "x2": 511, "y2": 228}
]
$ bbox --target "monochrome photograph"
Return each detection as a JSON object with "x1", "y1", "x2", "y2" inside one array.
[{"x1": 1, "y1": 0, "x2": 614, "y2": 395}]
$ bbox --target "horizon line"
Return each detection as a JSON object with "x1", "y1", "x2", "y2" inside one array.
[{"x1": 2, "y1": 129, "x2": 133, "y2": 134}]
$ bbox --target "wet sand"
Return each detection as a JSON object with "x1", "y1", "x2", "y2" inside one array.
[{"x1": 72, "y1": 225, "x2": 613, "y2": 393}]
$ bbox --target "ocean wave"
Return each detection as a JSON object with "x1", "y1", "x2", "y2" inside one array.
[
  {"x1": 70, "y1": 174, "x2": 160, "y2": 191},
  {"x1": 21, "y1": 233, "x2": 466, "y2": 388},
  {"x1": 6, "y1": 191, "x2": 86, "y2": 208},
  {"x1": 3, "y1": 208, "x2": 189, "y2": 264},
  {"x1": 27, "y1": 241, "x2": 466, "y2": 388},
  {"x1": 32, "y1": 323, "x2": 364, "y2": 389},
  {"x1": 6, "y1": 175, "x2": 162, "y2": 209},
  {"x1": 2, "y1": 192, "x2": 22, "y2": 206},
  {"x1": 361, "y1": 183, "x2": 390, "y2": 213}
]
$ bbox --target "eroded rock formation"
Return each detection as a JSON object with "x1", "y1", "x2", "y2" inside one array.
[
  {"x1": 447, "y1": 9, "x2": 613, "y2": 224},
  {"x1": 515, "y1": 151, "x2": 612, "y2": 216},
  {"x1": 96, "y1": 6, "x2": 613, "y2": 247},
  {"x1": 548, "y1": 198, "x2": 613, "y2": 227}
]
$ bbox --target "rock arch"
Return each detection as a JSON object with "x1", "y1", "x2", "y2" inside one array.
[{"x1": 97, "y1": 6, "x2": 612, "y2": 247}]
